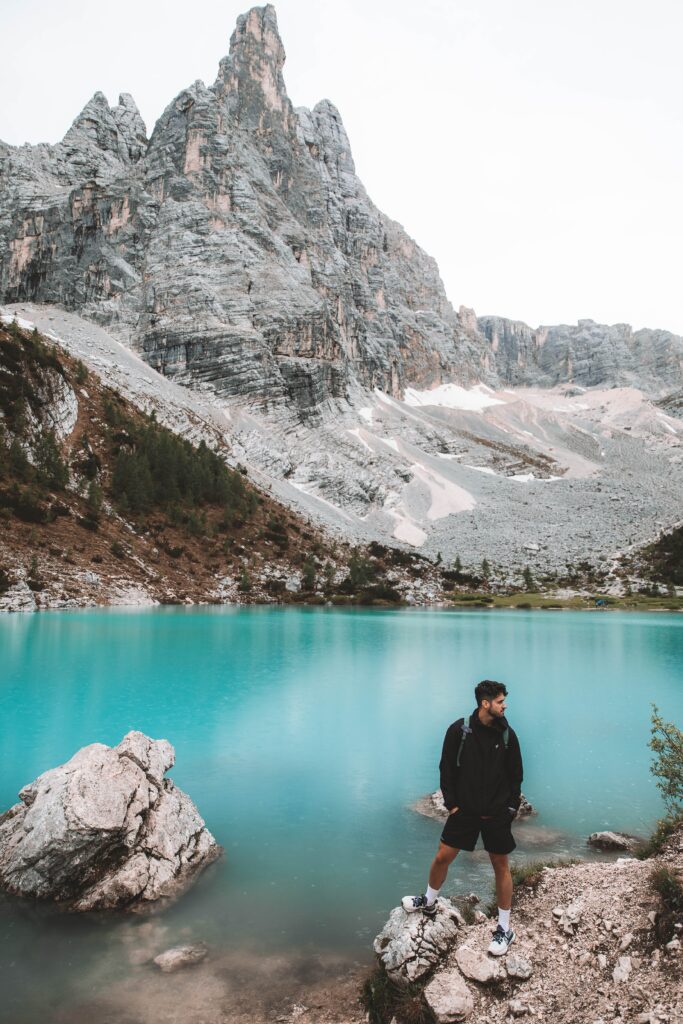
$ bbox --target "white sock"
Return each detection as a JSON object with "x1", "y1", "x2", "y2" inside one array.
[
  {"x1": 426, "y1": 885, "x2": 440, "y2": 905},
  {"x1": 498, "y1": 908, "x2": 511, "y2": 931}
]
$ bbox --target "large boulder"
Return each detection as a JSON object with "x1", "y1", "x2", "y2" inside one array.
[
  {"x1": 0, "y1": 731, "x2": 220, "y2": 910},
  {"x1": 373, "y1": 899, "x2": 463, "y2": 984}
]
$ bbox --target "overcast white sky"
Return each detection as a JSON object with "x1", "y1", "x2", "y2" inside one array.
[{"x1": 2, "y1": 0, "x2": 682, "y2": 333}]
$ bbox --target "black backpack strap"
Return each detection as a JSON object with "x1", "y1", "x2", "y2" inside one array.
[
  {"x1": 502, "y1": 725, "x2": 509, "y2": 749},
  {"x1": 456, "y1": 717, "x2": 472, "y2": 767}
]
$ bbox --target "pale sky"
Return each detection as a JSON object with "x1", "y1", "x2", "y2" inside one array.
[{"x1": 2, "y1": 0, "x2": 682, "y2": 334}]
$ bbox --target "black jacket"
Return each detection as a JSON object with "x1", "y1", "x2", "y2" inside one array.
[{"x1": 439, "y1": 710, "x2": 523, "y2": 817}]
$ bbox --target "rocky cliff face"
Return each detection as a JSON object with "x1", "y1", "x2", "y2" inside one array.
[
  {"x1": 0, "y1": 5, "x2": 485, "y2": 418},
  {"x1": 478, "y1": 315, "x2": 683, "y2": 394},
  {"x1": 1, "y1": 4, "x2": 681, "y2": 418}
]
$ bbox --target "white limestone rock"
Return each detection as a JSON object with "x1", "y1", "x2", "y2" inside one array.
[
  {"x1": 611, "y1": 956, "x2": 632, "y2": 983},
  {"x1": 424, "y1": 968, "x2": 475, "y2": 1022},
  {"x1": 0, "y1": 731, "x2": 220, "y2": 911},
  {"x1": 505, "y1": 952, "x2": 533, "y2": 980},
  {"x1": 509, "y1": 999, "x2": 529, "y2": 1017},
  {"x1": 554, "y1": 902, "x2": 582, "y2": 935},
  {"x1": 587, "y1": 831, "x2": 639, "y2": 852},
  {"x1": 0, "y1": 579, "x2": 37, "y2": 613},
  {"x1": 454, "y1": 945, "x2": 502, "y2": 983},
  {"x1": 373, "y1": 900, "x2": 461, "y2": 984}
]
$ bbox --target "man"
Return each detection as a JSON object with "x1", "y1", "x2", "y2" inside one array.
[{"x1": 402, "y1": 679, "x2": 523, "y2": 955}]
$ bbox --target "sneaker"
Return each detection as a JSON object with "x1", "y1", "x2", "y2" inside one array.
[
  {"x1": 401, "y1": 894, "x2": 437, "y2": 918},
  {"x1": 487, "y1": 924, "x2": 515, "y2": 955}
]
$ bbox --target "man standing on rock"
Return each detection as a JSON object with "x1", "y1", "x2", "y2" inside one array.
[{"x1": 403, "y1": 679, "x2": 523, "y2": 955}]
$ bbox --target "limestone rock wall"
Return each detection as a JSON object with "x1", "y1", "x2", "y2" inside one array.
[
  {"x1": 1, "y1": 4, "x2": 681, "y2": 415},
  {"x1": 0, "y1": 5, "x2": 482, "y2": 417},
  {"x1": 478, "y1": 315, "x2": 683, "y2": 394}
]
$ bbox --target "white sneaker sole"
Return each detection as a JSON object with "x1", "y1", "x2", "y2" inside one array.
[
  {"x1": 488, "y1": 930, "x2": 515, "y2": 956},
  {"x1": 401, "y1": 898, "x2": 437, "y2": 915}
]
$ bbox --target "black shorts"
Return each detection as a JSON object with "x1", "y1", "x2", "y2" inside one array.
[{"x1": 440, "y1": 809, "x2": 516, "y2": 855}]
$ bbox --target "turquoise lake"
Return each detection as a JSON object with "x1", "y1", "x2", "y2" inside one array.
[{"x1": 0, "y1": 607, "x2": 681, "y2": 1022}]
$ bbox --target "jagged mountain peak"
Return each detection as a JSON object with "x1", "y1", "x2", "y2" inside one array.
[
  {"x1": 213, "y1": 3, "x2": 290, "y2": 129},
  {"x1": 60, "y1": 88, "x2": 147, "y2": 166},
  {"x1": 0, "y1": 2, "x2": 681, "y2": 418}
]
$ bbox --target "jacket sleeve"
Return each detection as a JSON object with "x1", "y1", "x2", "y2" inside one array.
[
  {"x1": 439, "y1": 721, "x2": 462, "y2": 811},
  {"x1": 506, "y1": 729, "x2": 524, "y2": 809}
]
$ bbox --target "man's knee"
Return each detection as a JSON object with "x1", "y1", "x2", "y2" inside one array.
[
  {"x1": 435, "y1": 843, "x2": 459, "y2": 866},
  {"x1": 488, "y1": 852, "x2": 510, "y2": 873}
]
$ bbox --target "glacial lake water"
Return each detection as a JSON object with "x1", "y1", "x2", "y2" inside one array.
[{"x1": 0, "y1": 606, "x2": 681, "y2": 1023}]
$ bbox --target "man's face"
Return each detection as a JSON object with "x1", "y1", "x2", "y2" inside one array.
[{"x1": 483, "y1": 693, "x2": 507, "y2": 717}]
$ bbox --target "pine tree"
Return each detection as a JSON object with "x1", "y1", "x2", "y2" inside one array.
[
  {"x1": 323, "y1": 562, "x2": 335, "y2": 595},
  {"x1": 482, "y1": 558, "x2": 491, "y2": 579},
  {"x1": 34, "y1": 430, "x2": 69, "y2": 489},
  {"x1": 522, "y1": 565, "x2": 534, "y2": 591},
  {"x1": 302, "y1": 556, "x2": 317, "y2": 591},
  {"x1": 454, "y1": 554, "x2": 463, "y2": 573},
  {"x1": 348, "y1": 549, "x2": 373, "y2": 589}
]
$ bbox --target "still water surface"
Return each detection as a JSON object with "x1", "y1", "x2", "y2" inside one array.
[{"x1": 0, "y1": 607, "x2": 681, "y2": 1021}]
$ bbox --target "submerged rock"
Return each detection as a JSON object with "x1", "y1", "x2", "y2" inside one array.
[
  {"x1": 0, "y1": 731, "x2": 220, "y2": 910},
  {"x1": 153, "y1": 944, "x2": 208, "y2": 972},
  {"x1": 412, "y1": 789, "x2": 536, "y2": 821}
]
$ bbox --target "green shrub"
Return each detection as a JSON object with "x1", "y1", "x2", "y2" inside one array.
[
  {"x1": 649, "y1": 705, "x2": 683, "y2": 816},
  {"x1": 0, "y1": 483, "x2": 51, "y2": 523},
  {"x1": 361, "y1": 964, "x2": 431, "y2": 1024},
  {"x1": 636, "y1": 812, "x2": 683, "y2": 859},
  {"x1": 359, "y1": 583, "x2": 402, "y2": 604},
  {"x1": 0, "y1": 566, "x2": 10, "y2": 593},
  {"x1": 111, "y1": 540, "x2": 126, "y2": 559},
  {"x1": 510, "y1": 858, "x2": 577, "y2": 890},
  {"x1": 650, "y1": 865, "x2": 683, "y2": 943}
]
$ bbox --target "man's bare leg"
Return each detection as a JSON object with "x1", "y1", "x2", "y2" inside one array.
[
  {"x1": 488, "y1": 852, "x2": 512, "y2": 910},
  {"x1": 428, "y1": 842, "x2": 460, "y2": 890}
]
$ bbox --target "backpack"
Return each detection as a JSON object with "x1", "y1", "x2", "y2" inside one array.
[{"x1": 456, "y1": 716, "x2": 509, "y2": 767}]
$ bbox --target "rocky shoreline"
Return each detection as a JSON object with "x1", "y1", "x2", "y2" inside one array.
[{"x1": 366, "y1": 825, "x2": 683, "y2": 1024}]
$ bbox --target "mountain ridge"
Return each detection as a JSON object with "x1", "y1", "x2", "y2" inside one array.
[{"x1": 2, "y1": 4, "x2": 681, "y2": 416}]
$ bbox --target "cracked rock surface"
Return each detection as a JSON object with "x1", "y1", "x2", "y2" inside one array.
[
  {"x1": 0, "y1": 730, "x2": 220, "y2": 910},
  {"x1": 373, "y1": 899, "x2": 463, "y2": 983}
]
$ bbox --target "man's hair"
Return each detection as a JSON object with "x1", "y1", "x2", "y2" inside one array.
[{"x1": 475, "y1": 679, "x2": 508, "y2": 706}]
